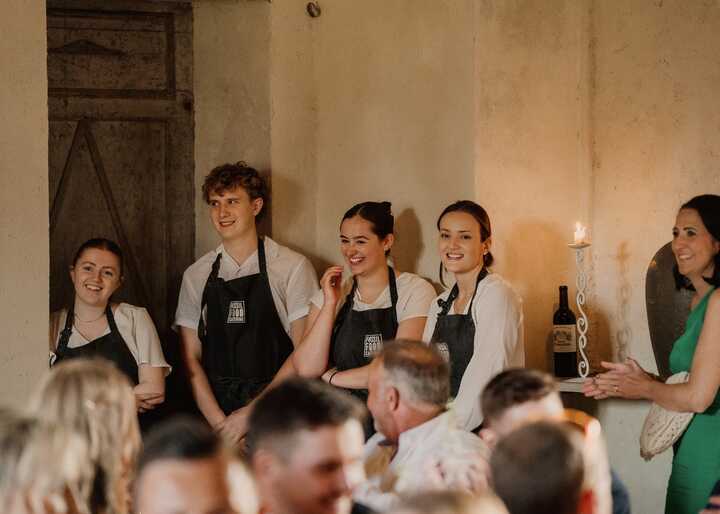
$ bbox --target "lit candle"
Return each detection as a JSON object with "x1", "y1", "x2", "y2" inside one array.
[{"x1": 574, "y1": 222, "x2": 586, "y2": 245}]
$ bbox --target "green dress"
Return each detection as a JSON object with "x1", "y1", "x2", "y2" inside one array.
[{"x1": 666, "y1": 287, "x2": 720, "y2": 514}]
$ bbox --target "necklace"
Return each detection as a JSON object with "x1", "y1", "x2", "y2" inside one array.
[{"x1": 74, "y1": 310, "x2": 106, "y2": 323}]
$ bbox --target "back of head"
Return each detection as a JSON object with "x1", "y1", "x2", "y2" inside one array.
[
  {"x1": 481, "y1": 368, "x2": 558, "y2": 428},
  {"x1": 30, "y1": 358, "x2": 140, "y2": 514},
  {"x1": 490, "y1": 421, "x2": 585, "y2": 514},
  {"x1": 138, "y1": 416, "x2": 222, "y2": 478},
  {"x1": 393, "y1": 490, "x2": 508, "y2": 514},
  {"x1": 375, "y1": 340, "x2": 450, "y2": 407},
  {"x1": 246, "y1": 377, "x2": 365, "y2": 459},
  {"x1": 0, "y1": 409, "x2": 94, "y2": 514}
]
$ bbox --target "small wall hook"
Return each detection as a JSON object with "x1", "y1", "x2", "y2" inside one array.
[{"x1": 306, "y1": 2, "x2": 321, "y2": 18}]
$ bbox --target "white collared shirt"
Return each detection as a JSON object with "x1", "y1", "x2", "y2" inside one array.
[
  {"x1": 50, "y1": 303, "x2": 171, "y2": 374},
  {"x1": 422, "y1": 273, "x2": 525, "y2": 431},
  {"x1": 310, "y1": 271, "x2": 436, "y2": 322},
  {"x1": 354, "y1": 411, "x2": 490, "y2": 511},
  {"x1": 174, "y1": 237, "x2": 318, "y2": 334}
]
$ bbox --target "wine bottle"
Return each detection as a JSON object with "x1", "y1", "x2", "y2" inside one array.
[{"x1": 553, "y1": 285, "x2": 578, "y2": 378}]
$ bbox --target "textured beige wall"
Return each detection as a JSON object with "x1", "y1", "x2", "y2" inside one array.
[
  {"x1": 268, "y1": 0, "x2": 318, "y2": 261},
  {"x1": 477, "y1": 1, "x2": 720, "y2": 512},
  {"x1": 312, "y1": 0, "x2": 476, "y2": 281},
  {"x1": 592, "y1": 2, "x2": 720, "y2": 511},
  {"x1": 193, "y1": 0, "x2": 272, "y2": 257},
  {"x1": 475, "y1": 0, "x2": 591, "y2": 371},
  {"x1": 0, "y1": 0, "x2": 49, "y2": 407}
]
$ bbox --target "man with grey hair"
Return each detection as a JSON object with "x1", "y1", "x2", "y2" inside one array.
[{"x1": 354, "y1": 340, "x2": 490, "y2": 511}]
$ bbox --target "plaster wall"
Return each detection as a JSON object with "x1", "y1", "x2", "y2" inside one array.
[
  {"x1": 312, "y1": 0, "x2": 476, "y2": 281},
  {"x1": 193, "y1": 0, "x2": 272, "y2": 257},
  {"x1": 475, "y1": 0, "x2": 591, "y2": 372},
  {"x1": 476, "y1": 1, "x2": 720, "y2": 512},
  {"x1": 592, "y1": 2, "x2": 720, "y2": 511},
  {"x1": 0, "y1": 0, "x2": 49, "y2": 407}
]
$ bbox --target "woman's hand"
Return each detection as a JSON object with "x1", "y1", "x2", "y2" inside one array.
[
  {"x1": 321, "y1": 367, "x2": 338, "y2": 384},
  {"x1": 320, "y1": 266, "x2": 344, "y2": 306},
  {"x1": 219, "y1": 406, "x2": 252, "y2": 445},
  {"x1": 135, "y1": 391, "x2": 164, "y2": 413},
  {"x1": 583, "y1": 358, "x2": 654, "y2": 400}
]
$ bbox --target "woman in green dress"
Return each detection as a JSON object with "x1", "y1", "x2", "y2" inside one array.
[{"x1": 584, "y1": 194, "x2": 720, "y2": 514}]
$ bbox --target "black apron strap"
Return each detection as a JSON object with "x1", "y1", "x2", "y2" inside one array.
[
  {"x1": 387, "y1": 266, "x2": 399, "y2": 326},
  {"x1": 199, "y1": 253, "x2": 222, "y2": 337},
  {"x1": 436, "y1": 267, "x2": 489, "y2": 316},
  {"x1": 55, "y1": 303, "x2": 76, "y2": 357},
  {"x1": 258, "y1": 237, "x2": 268, "y2": 276},
  {"x1": 331, "y1": 278, "x2": 358, "y2": 342}
]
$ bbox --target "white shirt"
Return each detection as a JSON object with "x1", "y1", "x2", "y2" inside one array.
[
  {"x1": 422, "y1": 273, "x2": 524, "y2": 431},
  {"x1": 50, "y1": 303, "x2": 171, "y2": 374},
  {"x1": 310, "y1": 271, "x2": 436, "y2": 322},
  {"x1": 174, "y1": 237, "x2": 319, "y2": 334},
  {"x1": 354, "y1": 411, "x2": 490, "y2": 511}
]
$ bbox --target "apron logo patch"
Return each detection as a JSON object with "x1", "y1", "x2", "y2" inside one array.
[
  {"x1": 227, "y1": 301, "x2": 246, "y2": 324},
  {"x1": 435, "y1": 342, "x2": 450, "y2": 362},
  {"x1": 363, "y1": 334, "x2": 383, "y2": 358}
]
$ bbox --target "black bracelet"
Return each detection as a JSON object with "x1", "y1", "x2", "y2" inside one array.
[{"x1": 328, "y1": 370, "x2": 339, "y2": 385}]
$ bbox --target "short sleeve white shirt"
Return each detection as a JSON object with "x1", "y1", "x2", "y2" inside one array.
[
  {"x1": 310, "y1": 271, "x2": 436, "y2": 323},
  {"x1": 50, "y1": 303, "x2": 171, "y2": 374},
  {"x1": 174, "y1": 237, "x2": 319, "y2": 334},
  {"x1": 422, "y1": 273, "x2": 524, "y2": 431}
]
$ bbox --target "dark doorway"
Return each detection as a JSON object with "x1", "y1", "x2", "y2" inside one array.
[
  {"x1": 47, "y1": 0, "x2": 196, "y2": 423},
  {"x1": 47, "y1": 0, "x2": 194, "y2": 339}
]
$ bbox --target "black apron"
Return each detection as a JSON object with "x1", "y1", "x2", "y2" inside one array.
[
  {"x1": 330, "y1": 266, "x2": 399, "y2": 408},
  {"x1": 53, "y1": 303, "x2": 139, "y2": 385},
  {"x1": 198, "y1": 238, "x2": 294, "y2": 415},
  {"x1": 430, "y1": 268, "x2": 488, "y2": 398}
]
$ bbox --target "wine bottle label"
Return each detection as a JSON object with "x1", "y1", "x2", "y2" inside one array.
[{"x1": 552, "y1": 325, "x2": 577, "y2": 353}]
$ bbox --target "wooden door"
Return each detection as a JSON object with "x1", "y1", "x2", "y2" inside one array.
[{"x1": 47, "y1": 0, "x2": 194, "y2": 342}]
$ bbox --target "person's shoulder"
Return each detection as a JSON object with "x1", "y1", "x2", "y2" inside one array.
[
  {"x1": 265, "y1": 237, "x2": 312, "y2": 267},
  {"x1": 706, "y1": 288, "x2": 720, "y2": 315},
  {"x1": 114, "y1": 303, "x2": 154, "y2": 324},
  {"x1": 397, "y1": 271, "x2": 436, "y2": 292},
  {"x1": 183, "y1": 247, "x2": 221, "y2": 277},
  {"x1": 480, "y1": 272, "x2": 521, "y2": 299}
]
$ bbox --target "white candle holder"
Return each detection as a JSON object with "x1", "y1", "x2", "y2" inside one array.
[{"x1": 568, "y1": 241, "x2": 591, "y2": 378}]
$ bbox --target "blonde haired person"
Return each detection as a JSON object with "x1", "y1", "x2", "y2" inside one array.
[
  {"x1": 0, "y1": 409, "x2": 94, "y2": 514},
  {"x1": 30, "y1": 359, "x2": 141, "y2": 514}
]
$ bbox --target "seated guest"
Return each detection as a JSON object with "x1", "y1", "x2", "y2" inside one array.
[
  {"x1": 490, "y1": 421, "x2": 592, "y2": 514},
  {"x1": 0, "y1": 409, "x2": 93, "y2": 514},
  {"x1": 246, "y1": 377, "x2": 367, "y2": 514},
  {"x1": 354, "y1": 340, "x2": 490, "y2": 511},
  {"x1": 480, "y1": 369, "x2": 624, "y2": 514},
  {"x1": 390, "y1": 491, "x2": 508, "y2": 514},
  {"x1": 30, "y1": 359, "x2": 141, "y2": 514},
  {"x1": 50, "y1": 238, "x2": 170, "y2": 415},
  {"x1": 135, "y1": 416, "x2": 257, "y2": 514}
]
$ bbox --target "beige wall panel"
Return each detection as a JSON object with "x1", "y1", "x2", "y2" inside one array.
[
  {"x1": 0, "y1": 0, "x2": 49, "y2": 407},
  {"x1": 193, "y1": 0, "x2": 272, "y2": 257},
  {"x1": 311, "y1": 0, "x2": 476, "y2": 281},
  {"x1": 475, "y1": 0, "x2": 590, "y2": 371},
  {"x1": 592, "y1": 1, "x2": 720, "y2": 511}
]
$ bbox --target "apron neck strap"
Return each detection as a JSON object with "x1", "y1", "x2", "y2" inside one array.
[
  {"x1": 257, "y1": 237, "x2": 268, "y2": 276},
  {"x1": 437, "y1": 267, "x2": 488, "y2": 315}
]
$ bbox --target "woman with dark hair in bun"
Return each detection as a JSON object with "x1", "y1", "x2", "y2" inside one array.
[
  {"x1": 584, "y1": 194, "x2": 720, "y2": 514},
  {"x1": 226, "y1": 201, "x2": 436, "y2": 438},
  {"x1": 298, "y1": 201, "x2": 436, "y2": 396},
  {"x1": 423, "y1": 201, "x2": 524, "y2": 432}
]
